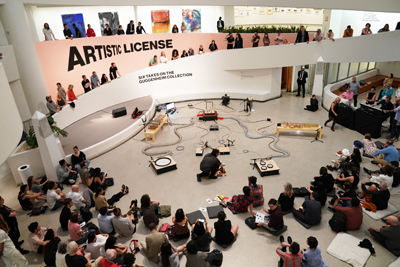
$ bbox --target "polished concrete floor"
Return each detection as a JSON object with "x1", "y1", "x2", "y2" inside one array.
[{"x1": 1, "y1": 92, "x2": 399, "y2": 267}]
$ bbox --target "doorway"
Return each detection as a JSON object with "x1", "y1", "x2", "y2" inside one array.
[{"x1": 281, "y1": 67, "x2": 293, "y2": 92}]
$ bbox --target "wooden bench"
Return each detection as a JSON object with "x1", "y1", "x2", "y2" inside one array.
[
  {"x1": 276, "y1": 123, "x2": 322, "y2": 139},
  {"x1": 144, "y1": 116, "x2": 169, "y2": 142},
  {"x1": 332, "y1": 75, "x2": 400, "y2": 96}
]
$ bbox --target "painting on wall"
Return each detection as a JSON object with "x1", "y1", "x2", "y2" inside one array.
[
  {"x1": 246, "y1": 11, "x2": 250, "y2": 16},
  {"x1": 245, "y1": 6, "x2": 251, "y2": 11},
  {"x1": 151, "y1": 10, "x2": 170, "y2": 33},
  {"x1": 293, "y1": 9, "x2": 298, "y2": 14},
  {"x1": 267, "y1": 7, "x2": 273, "y2": 15},
  {"x1": 98, "y1": 12, "x2": 119, "y2": 36},
  {"x1": 182, "y1": 9, "x2": 201, "y2": 32},
  {"x1": 252, "y1": 7, "x2": 258, "y2": 14},
  {"x1": 61, "y1": 13, "x2": 86, "y2": 38},
  {"x1": 259, "y1": 7, "x2": 266, "y2": 15},
  {"x1": 306, "y1": 8, "x2": 312, "y2": 14},
  {"x1": 274, "y1": 7, "x2": 280, "y2": 12},
  {"x1": 315, "y1": 10, "x2": 320, "y2": 15},
  {"x1": 237, "y1": 6, "x2": 245, "y2": 10},
  {"x1": 286, "y1": 8, "x2": 292, "y2": 13},
  {"x1": 239, "y1": 10, "x2": 245, "y2": 17},
  {"x1": 234, "y1": 10, "x2": 239, "y2": 17}
]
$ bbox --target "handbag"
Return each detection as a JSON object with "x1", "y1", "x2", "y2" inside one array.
[
  {"x1": 206, "y1": 249, "x2": 223, "y2": 266},
  {"x1": 104, "y1": 178, "x2": 114, "y2": 187},
  {"x1": 27, "y1": 206, "x2": 47, "y2": 217},
  {"x1": 245, "y1": 216, "x2": 257, "y2": 229}
]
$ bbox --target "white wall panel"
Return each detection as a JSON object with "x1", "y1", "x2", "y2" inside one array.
[
  {"x1": 0, "y1": 45, "x2": 20, "y2": 82},
  {"x1": 376, "y1": 62, "x2": 400, "y2": 78},
  {"x1": 10, "y1": 80, "x2": 32, "y2": 122}
]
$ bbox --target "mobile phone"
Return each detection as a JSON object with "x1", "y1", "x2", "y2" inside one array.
[{"x1": 199, "y1": 219, "x2": 205, "y2": 223}]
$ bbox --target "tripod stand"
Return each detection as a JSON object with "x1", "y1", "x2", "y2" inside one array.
[
  {"x1": 311, "y1": 127, "x2": 323, "y2": 143},
  {"x1": 239, "y1": 99, "x2": 247, "y2": 112}
]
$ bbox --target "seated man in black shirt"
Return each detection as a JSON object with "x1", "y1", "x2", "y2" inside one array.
[
  {"x1": 59, "y1": 198, "x2": 73, "y2": 231},
  {"x1": 307, "y1": 182, "x2": 327, "y2": 206},
  {"x1": 313, "y1": 167, "x2": 334, "y2": 193},
  {"x1": 292, "y1": 192, "x2": 321, "y2": 226},
  {"x1": 329, "y1": 182, "x2": 356, "y2": 206},
  {"x1": 197, "y1": 149, "x2": 223, "y2": 182},
  {"x1": 65, "y1": 241, "x2": 92, "y2": 267},
  {"x1": 378, "y1": 96, "x2": 394, "y2": 110},
  {"x1": 360, "y1": 181, "x2": 390, "y2": 211},
  {"x1": 304, "y1": 94, "x2": 319, "y2": 112}
]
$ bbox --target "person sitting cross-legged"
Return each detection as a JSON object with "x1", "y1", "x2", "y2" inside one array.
[
  {"x1": 369, "y1": 165, "x2": 394, "y2": 190},
  {"x1": 276, "y1": 238, "x2": 302, "y2": 267},
  {"x1": 224, "y1": 186, "x2": 256, "y2": 215},
  {"x1": 56, "y1": 159, "x2": 78, "y2": 185},
  {"x1": 214, "y1": 211, "x2": 238, "y2": 246},
  {"x1": 104, "y1": 236, "x2": 129, "y2": 264},
  {"x1": 185, "y1": 240, "x2": 212, "y2": 267},
  {"x1": 46, "y1": 181, "x2": 66, "y2": 211},
  {"x1": 257, "y1": 199, "x2": 284, "y2": 231},
  {"x1": 191, "y1": 220, "x2": 213, "y2": 252},
  {"x1": 112, "y1": 206, "x2": 137, "y2": 237},
  {"x1": 292, "y1": 192, "x2": 321, "y2": 226},
  {"x1": 27, "y1": 222, "x2": 57, "y2": 253},
  {"x1": 86, "y1": 232, "x2": 108, "y2": 259},
  {"x1": 60, "y1": 198, "x2": 74, "y2": 231},
  {"x1": 372, "y1": 140, "x2": 398, "y2": 166},
  {"x1": 301, "y1": 236, "x2": 328, "y2": 267},
  {"x1": 367, "y1": 215, "x2": 400, "y2": 256},
  {"x1": 68, "y1": 212, "x2": 95, "y2": 245},
  {"x1": 248, "y1": 176, "x2": 264, "y2": 207},
  {"x1": 278, "y1": 182, "x2": 295, "y2": 212},
  {"x1": 332, "y1": 197, "x2": 363, "y2": 230},
  {"x1": 359, "y1": 181, "x2": 390, "y2": 212},
  {"x1": 98, "y1": 206, "x2": 115, "y2": 234},
  {"x1": 172, "y1": 208, "x2": 190, "y2": 240},
  {"x1": 140, "y1": 223, "x2": 169, "y2": 264}
]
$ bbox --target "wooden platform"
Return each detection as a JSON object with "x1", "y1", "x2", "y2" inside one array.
[
  {"x1": 332, "y1": 75, "x2": 400, "y2": 96},
  {"x1": 150, "y1": 155, "x2": 177, "y2": 175},
  {"x1": 255, "y1": 159, "x2": 280, "y2": 176},
  {"x1": 144, "y1": 116, "x2": 169, "y2": 142},
  {"x1": 276, "y1": 123, "x2": 322, "y2": 139}
]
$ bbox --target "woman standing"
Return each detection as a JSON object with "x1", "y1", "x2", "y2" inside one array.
[
  {"x1": 263, "y1": 33, "x2": 270, "y2": 46},
  {"x1": 208, "y1": 40, "x2": 218, "y2": 52},
  {"x1": 43, "y1": 23, "x2": 56, "y2": 41},
  {"x1": 0, "y1": 215, "x2": 29, "y2": 267},
  {"x1": 234, "y1": 33, "x2": 243, "y2": 49},
  {"x1": 181, "y1": 22, "x2": 187, "y2": 33},
  {"x1": 109, "y1": 62, "x2": 121, "y2": 80},
  {"x1": 57, "y1": 93, "x2": 66, "y2": 109},
  {"x1": 172, "y1": 24, "x2": 179, "y2": 33},
  {"x1": 278, "y1": 182, "x2": 295, "y2": 212},
  {"x1": 361, "y1": 23, "x2": 372, "y2": 35},
  {"x1": 86, "y1": 24, "x2": 96, "y2": 37},
  {"x1": 171, "y1": 49, "x2": 179, "y2": 60},
  {"x1": 67, "y1": 84, "x2": 77, "y2": 101},
  {"x1": 324, "y1": 97, "x2": 340, "y2": 131},
  {"x1": 104, "y1": 24, "x2": 113, "y2": 36}
]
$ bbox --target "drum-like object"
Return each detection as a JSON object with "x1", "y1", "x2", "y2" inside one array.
[{"x1": 154, "y1": 157, "x2": 171, "y2": 167}]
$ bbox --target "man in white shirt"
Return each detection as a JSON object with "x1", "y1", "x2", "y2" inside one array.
[
  {"x1": 86, "y1": 232, "x2": 108, "y2": 259},
  {"x1": 275, "y1": 31, "x2": 283, "y2": 45},
  {"x1": 313, "y1": 29, "x2": 324, "y2": 42},
  {"x1": 46, "y1": 181, "x2": 66, "y2": 211},
  {"x1": 66, "y1": 185, "x2": 87, "y2": 210},
  {"x1": 370, "y1": 166, "x2": 394, "y2": 190},
  {"x1": 97, "y1": 207, "x2": 115, "y2": 234}
]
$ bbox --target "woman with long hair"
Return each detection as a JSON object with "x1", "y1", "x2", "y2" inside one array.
[
  {"x1": 378, "y1": 24, "x2": 390, "y2": 33},
  {"x1": 324, "y1": 97, "x2": 340, "y2": 131},
  {"x1": 93, "y1": 186, "x2": 128, "y2": 211},
  {"x1": 336, "y1": 167, "x2": 360, "y2": 189},
  {"x1": 363, "y1": 133, "x2": 379, "y2": 157},
  {"x1": 172, "y1": 208, "x2": 189, "y2": 240},
  {"x1": 328, "y1": 147, "x2": 362, "y2": 172},
  {"x1": 383, "y1": 73, "x2": 394, "y2": 88},
  {"x1": 191, "y1": 220, "x2": 212, "y2": 252},
  {"x1": 67, "y1": 84, "x2": 77, "y2": 101},
  {"x1": 181, "y1": 50, "x2": 188, "y2": 58},
  {"x1": 172, "y1": 24, "x2": 179, "y2": 33},
  {"x1": 234, "y1": 33, "x2": 243, "y2": 49},
  {"x1": 68, "y1": 212, "x2": 95, "y2": 244},
  {"x1": 43, "y1": 23, "x2": 56, "y2": 41},
  {"x1": 362, "y1": 23, "x2": 372, "y2": 35},
  {"x1": 18, "y1": 184, "x2": 44, "y2": 211},
  {"x1": 43, "y1": 236, "x2": 61, "y2": 266},
  {"x1": 278, "y1": 182, "x2": 295, "y2": 212},
  {"x1": 88, "y1": 167, "x2": 107, "y2": 192},
  {"x1": 214, "y1": 211, "x2": 238, "y2": 245},
  {"x1": 104, "y1": 236, "x2": 128, "y2": 263},
  {"x1": 159, "y1": 242, "x2": 181, "y2": 267},
  {"x1": 101, "y1": 73, "x2": 109, "y2": 85},
  {"x1": 225, "y1": 186, "x2": 256, "y2": 215},
  {"x1": 209, "y1": 40, "x2": 218, "y2": 52},
  {"x1": 0, "y1": 215, "x2": 29, "y2": 266},
  {"x1": 171, "y1": 49, "x2": 179, "y2": 60},
  {"x1": 27, "y1": 175, "x2": 48, "y2": 194},
  {"x1": 263, "y1": 32, "x2": 270, "y2": 46},
  {"x1": 160, "y1": 51, "x2": 168, "y2": 64}
]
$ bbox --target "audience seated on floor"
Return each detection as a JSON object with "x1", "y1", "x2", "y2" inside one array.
[
  {"x1": 71, "y1": 146, "x2": 90, "y2": 169},
  {"x1": 360, "y1": 181, "x2": 390, "y2": 212},
  {"x1": 88, "y1": 168, "x2": 109, "y2": 192},
  {"x1": 332, "y1": 197, "x2": 363, "y2": 230},
  {"x1": 328, "y1": 148, "x2": 362, "y2": 172},
  {"x1": 363, "y1": 133, "x2": 379, "y2": 157},
  {"x1": 365, "y1": 161, "x2": 400, "y2": 188},
  {"x1": 67, "y1": 185, "x2": 88, "y2": 210},
  {"x1": 191, "y1": 220, "x2": 213, "y2": 252},
  {"x1": 47, "y1": 181, "x2": 66, "y2": 211},
  {"x1": 68, "y1": 212, "x2": 95, "y2": 245},
  {"x1": 372, "y1": 140, "x2": 398, "y2": 166},
  {"x1": 86, "y1": 232, "x2": 108, "y2": 259},
  {"x1": 65, "y1": 241, "x2": 92, "y2": 267},
  {"x1": 329, "y1": 182, "x2": 356, "y2": 206},
  {"x1": 158, "y1": 242, "x2": 186, "y2": 267},
  {"x1": 78, "y1": 161, "x2": 92, "y2": 186},
  {"x1": 276, "y1": 237, "x2": 302, "y2": 267},
  {"x1": 140, "y1": 194, "x2": 160, "y2": 228},
  {"x1": 335, "y1": 167, "x2": 359, "y2": 189},
  {"x1": 301, "y1": 236, "x2": 327, "y2": 267},
  {"x1": 214, "y1": 211, "x2": 238, "y2": 245},
  {"x1": 370, "y1": 165, "x2": 394, "y2": 190},
  {"x1": 185, "y1": 240, "x2": 212, "y2": 267},
  {"x1": 112, "y1": 206, "x2": 136, "y2": 237},
  {"x1": 313, "y1": 167, "x2": 334, "y2": 194},
  {"x1": 140, "y1": 223, "x2": 169, "y2": 264},
  {"x1": 307, "y1": 182, "x2": 327, "y2": 206},
  {"x1": 104, "y1": 236, "x2": 128, "y2": 264},
  {"x1": 27, "y1": 176, "x2": 48, "y2": 195},
  {"x1": 172, "y1": 208, "x2": 190, "y2": 240},
  {"x1": 94, "y1": 186, "x2": 128, "y2": 211},
  {"x1": 225, "y1": 186, "x2": 256, "y2": 215},
  {"x1": 56, "y1": 159, "x2": 78, "y2": 185},
  {"x1": 27, "y1": 222, "x2": 57, "y2": 253},
  {"x1": 56, "y1": 240, "x2": 68, "y2": 267},
  {"x1": 43, "y1": 236, "x2": 61, "y2": 267},
  {"x1": 248, "y1": 176, "x2": 264, "y2": 207},
  {"x1": 292, "y1": 192, "x2": 321, "y2": 226},
  {"x1": 98, "y1": 207, "x2": 115, "y2": 234},
  {"x1": 368, "y1": 215, "x2": 400, "y2": 256},
  {"x1": 60, "y1": 198, "x2": 73, "y2": 231},
  {"x1": 18, "y1": 184, "x2": 44, "y2": 211},
  {"x1": 100, "y1": 249, "x2": 120, "y2": 267},
  {"x1": 278, "y1": 182, "x2": 295, "y2": 212},
  {"x1": 257, "y1": 199, "x2": 284, "y2": 231}
]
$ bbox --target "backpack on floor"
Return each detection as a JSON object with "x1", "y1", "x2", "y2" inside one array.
[
  {"x1": 245, "y1": 216, "x2": 257, "y2": 229},
  {"x1": 207, "y1": 249, "x2": 223, "y2": 266},
  {"x1": 158, "y1": 223, "x2": 175, "y2": 239},
  {"x1": 329, "y1": 211, "x2": 346, "y2": 232},
  {"x1": 80, "y1": 206, "x2": 93, "y2": 223},
  {"x1": 293, "y1": 187, "x2": 309, "y2": 197}
]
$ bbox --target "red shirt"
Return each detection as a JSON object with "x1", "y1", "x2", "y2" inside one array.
[
  {"x1": 333, "y1": 198, "x2": 363, "y2": 230},
  {"x1": 68, "y1": 90, "x2": 77, "y2": 101},
  {"x1": 100, "y1": 258, "x2": 119, "y2": 267},
  {"x1": 276, "y1": 247, "x2": 303, "y2": 267},
  {"x1": 86, "y1": 28, "x2": 96, "y2": 37}
]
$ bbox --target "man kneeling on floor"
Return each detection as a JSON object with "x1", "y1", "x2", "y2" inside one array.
[
  {"x1": 197, "y1": 149, "x2": 223, "y2": 182},
  {"x1": 368, "y1": 215, "x2": 400, "y2": 256}
]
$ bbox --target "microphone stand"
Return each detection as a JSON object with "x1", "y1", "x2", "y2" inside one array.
[
  {"x1": 311, "y1": 127, "x2": 323, "y2": 143},
  {"x1": 239, "y1": 99, "x2": 248, "y2": 112}
]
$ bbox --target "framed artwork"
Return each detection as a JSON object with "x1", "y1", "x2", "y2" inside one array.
[
  {"x1": 182, "y1": 9, "x2": 201, "y2": 32},
  {"x1": 299, "y1": 8, "x2": 304, "y2": 13},
  {"x1": 315, "y1": 10, "x2": 320, "y2": 15},
  {"x1": 306, "y1": 9, "x2": 312, "y2": 14},
  {"x1": 238, "y1": 6, "x2": 245, "y2": 10},
  {"x1": 62, "y1": 13, "x2": 86, "y2": 38},
  {"x1": 266, "y1": 7, "x2": 273, "y2": 15},
  {"x1": 293, "y1": 9, "x2": 298, "y2": 14},
  {"x1": 234, "y1": 10, "x2": 239, "y2": 17},
  {"x1": 239, "y1": 11, "x2": 245, "y2": 17},
  {"x1": 281, "y1": 9, "x2": 285, "y2": 13},
  {"x1": 245, "y1": 6, "x2": 251, "y2": 11},
  {"x1": 286, "y1": 8, "x2": 291, "y2": 13},
  {"x1": 98, "y1": 12, "x2": 119, "y2": 36},
  {"x1": 246, "y1": 11, "x2": 250, "y2": 16},
  {"x1": 274, "y1": 7, "x2": 280, "y2": 12},
  {"x1": 252, "y1": 7, "x2": 258, "y2": 14},
  {"x1": 151, "y1": 10, "x2": 170, "y2": 33}
]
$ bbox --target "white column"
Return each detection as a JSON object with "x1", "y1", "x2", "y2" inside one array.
[
  {"x1": 0, "y1": 1, "x2": 49, "y2": 115},
  {"x1": 313, "y1": 57, "x2": 324, "y2": 102},
  {"x1": 31, "y1": 111, "x2": 64, "y2": 181},
  {"x1": 224, "y1": 6, "x2": 234, "y2": 29}
]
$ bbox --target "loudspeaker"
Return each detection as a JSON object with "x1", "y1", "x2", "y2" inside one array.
[{"x1": 112, "y1": 107, "x2": 127, "y2": 118}]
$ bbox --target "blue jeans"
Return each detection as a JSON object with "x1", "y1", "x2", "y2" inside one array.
[
  {"x1": 338, "y1": 200, "x2": 351, "y2": 207},
  {"x1": 391, "y1": 121, "x2": 400, "y2": 139},
  {"x1": 76, "y1": 228, "x2": 96, "y2": 245},
  {"x1": 75, "y1": 160, "x2": 90, "y2": 169}
]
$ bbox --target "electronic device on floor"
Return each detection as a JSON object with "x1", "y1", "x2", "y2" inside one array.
[
  {"x1": 250, "y1": 159, "x2": 280, "y2": 176},
  {"x1": 198, "y1": 101, "x2": 219, "y2": 121},
  {"x1": 166, "y1": 102, "x2": 175, "y2": 113},
  {"x1": 150, "y1": 155, "x2": 177, "y2": 174},
  {"x1": 210, "y1": 125, "x2": 219, "y2": 131},
  {"x1": 218, "y1": 146, "x2": 230, "y2": 155}
]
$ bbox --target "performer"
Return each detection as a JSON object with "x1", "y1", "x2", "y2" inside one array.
[
  {"x1": 304, "y1": 95, "x2": 318, "y2": 112},
  {"x1": 324, "y1": 97, "x2": 340, "y2": 131},
  {"x1": 296, "y1": 66, "x2": 308, "y2": 98},
  {"x1": 197, "y1": 149, "x2": 223, "y2": 182}
]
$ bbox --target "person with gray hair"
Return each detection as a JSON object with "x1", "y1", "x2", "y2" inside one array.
[
  {"x1": 105, "y1": 249, "x2": 117, "y2": 262},
  {"x1": 65, "y1": 241, "x2": 91, "y2": 267},
  {"x1": 368, "y1": 215, "x2": 400, "y2": 256},
  {"x1": 56, "y1": 240, "x2": 68, "y2": 267},
  {"x1": 360, "y1": 181, "x2": 390, "y2": 210}
]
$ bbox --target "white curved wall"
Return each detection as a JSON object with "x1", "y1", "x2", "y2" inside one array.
[{"x1": 0, "y1": 63, "x2": 23, "y2": 166}]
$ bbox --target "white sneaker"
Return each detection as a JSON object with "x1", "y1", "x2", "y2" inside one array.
[{"x1": 331, "y1": 160, "x2": 336, "y2": 163}]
